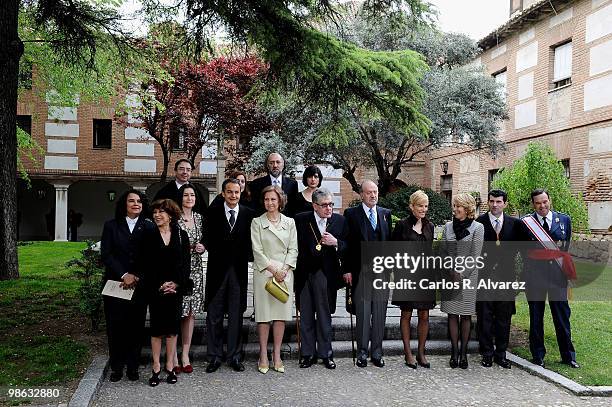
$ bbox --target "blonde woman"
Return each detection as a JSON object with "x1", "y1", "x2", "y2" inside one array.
[
  {"x1": 250, "y1": 186, "x2": 298, "y2": 374},
  {"x1": 391, "y1": 190, "x2": 435, "y2": 369},
  {"x1": 440, "y1": 193, "x2": 484, "y2": 369}
]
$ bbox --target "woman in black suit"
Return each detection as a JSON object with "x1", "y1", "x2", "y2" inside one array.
[
  {"x1": 101, "y1": 189, "x2": 154, "y2": 382},
  {"x1": 391, "y1": 190, "x2": 435, "y2": 369},
  {"x1": 294, "y1": 165, "x2": 323, "y2": 215},
  {"x1": 139, "y1": 199, "x2": 190, "y2": 386}
]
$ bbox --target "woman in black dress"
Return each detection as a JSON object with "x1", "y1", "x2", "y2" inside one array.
[
  {"x1": 139, "y1": 199, "x2": 190, "y2": 386},
  {"x1": 391, "y1": 190, "x2": 435, "y2": 369},
  {"x1": 294, "y1": 165, "x2": 323, "y2": 215}
]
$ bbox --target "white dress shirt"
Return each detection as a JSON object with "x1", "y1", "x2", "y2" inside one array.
[
  {"x1": 536, "y1": 211, "x2": 553, "y2": 229},
  {"x1": 126, "y1": 216, "x2": 139, "y2": 233},
  {"x1": 224, "y1": 202, "x2": 240, "y2": 226},
  {"x1": 314, "y1": 211, "x2": 327, "y2": 234},
  {"x1": 175, "y1": 180, "x2": 188, "y2": 190},
  {"x1": 488, "y1": 212, "x2": 504, "y2": 233},
  {"x1": 362, "y1": 203, "x2": 377, "y2": 223},
  {"x1": 270, "y1": 175, "x2": 282, "y2": 188}
]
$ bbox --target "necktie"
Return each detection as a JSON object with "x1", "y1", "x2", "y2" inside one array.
[
  {"x1": 494, "y1": 219, "x2": 501, "y2": 234},
  {"x1": 229, "y1": 209, "x2": 236, "y2": 228},
  {"x1": 541, "y1": 217, "x2": 550, "y2": 233},
  {"x1": 369, "y1": 208, "x2": 377, "y2": 230},
  {"x1": 273, "y1": 179, "x2": 279, "y2": 186}
]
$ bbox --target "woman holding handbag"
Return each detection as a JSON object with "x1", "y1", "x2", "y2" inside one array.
[{"x1": 250, "y1": 185, "x2": 298, "y2": 374}]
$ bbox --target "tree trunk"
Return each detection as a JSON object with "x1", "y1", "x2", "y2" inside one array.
[
  {"x1": 0, "y1": 1, "x2": 22, "y2": 280},
  {"x1": 160, "y1": 147, "x2": 169, "y2": 182}
]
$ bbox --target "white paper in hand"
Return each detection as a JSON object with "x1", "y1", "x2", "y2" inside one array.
[{"x1": 102, "y1": 280, "x2": 134, "y2": 300}]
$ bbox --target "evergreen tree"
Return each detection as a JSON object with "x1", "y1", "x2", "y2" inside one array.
[{"x1": 492, "y1": 142, "x2": 588, "y2": 231}]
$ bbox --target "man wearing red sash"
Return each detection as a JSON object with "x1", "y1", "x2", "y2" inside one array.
[{"x1": 521, "y1": 189, "x2": 579, "y2": 369}]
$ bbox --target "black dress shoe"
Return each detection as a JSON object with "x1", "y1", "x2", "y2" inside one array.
[
  {"x1": 459, "y1": 357, "x2": 468, "y2": 369},
  {"x1": 449, "y1": 357, "x2": 458, "y2": 369},
  {"x1": 126, "y1": 370, "x2": 139, "y2": 381},
  {"x1": 299, "y1": 356, "x2": 315, "y2": 368},
  {"x1": 531, "y1": 358, "x2": 545, "y2": 367},
  {"x1": 229, "y1": 360, "x2": 245, "y2": 372},
  {"x1": 356, "y1": 358, "x2": 367, "y2": 368},
  {"x1": 480, "y1": 356, "x2": 493, "y2": 368},
  {"x1": 494, "y1": 357, "x2": 511, "y2": 369},
  {"x1": 206, "y1": 360, "x2": 222, "y2": 373},
  {"x1": 562, "y1": 360, "x2": 580, "y2": 369},
  {"x1": 109, "y1": 371, "x2": 123, "y2": 382},
  {"x1": 322, "y1": 358, "x2": 336, "y2": 369},
  {"x1": 371, "y1": 358, "x2": 385, "y2": 368},
  {"x1": 404, "y1": 356, "x2": 417, "y2": 369}
]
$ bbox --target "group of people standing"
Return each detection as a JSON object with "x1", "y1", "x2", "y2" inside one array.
[{"x1": 100, "y1": 152, "x2": 580, "y2": 388}]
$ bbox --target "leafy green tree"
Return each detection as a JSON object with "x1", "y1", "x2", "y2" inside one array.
[
  {"x1": 145, "y1": 0, "x2": 435, "y2": 133},
  {"x1": 244, "y1": 11, "x2": 507, "y2": 195},
  {"x1": 2, "y1": 0, "x2": 130, "y2": 280},
  {"x1": 17, "y1": 126, "x2": 43, "y2": 186},
  {"x1": 492, "y1": 142, "x2": 588, "y2": 231}
]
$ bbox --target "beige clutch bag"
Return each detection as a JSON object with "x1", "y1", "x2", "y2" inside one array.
[{"x1": 265, "y1": 278, "x2": 290, "y2": 303}]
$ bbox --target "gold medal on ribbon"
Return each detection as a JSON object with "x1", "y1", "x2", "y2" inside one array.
[
  {"x1": 309, "y1": 222, "x2": 326, "y2": 253},
  {"x1": 496, "y1": 240, "x2": 501, "y2": 246}
]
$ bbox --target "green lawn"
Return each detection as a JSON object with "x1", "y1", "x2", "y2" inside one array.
[
  {"x1": 510, "y1": 263, "x2": 612, "y2": 386},
  {"x1": 0, "y1": 242, "x2": 95, "y2": 391}
]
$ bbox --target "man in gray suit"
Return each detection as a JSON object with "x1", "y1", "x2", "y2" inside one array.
[{"x1": 343, "y1": 180, "x2": 392, "y2": 368}]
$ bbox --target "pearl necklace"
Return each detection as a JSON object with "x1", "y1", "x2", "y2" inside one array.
[{"x1": 267, "y1": 215, "x2": 281, "y2": 224}]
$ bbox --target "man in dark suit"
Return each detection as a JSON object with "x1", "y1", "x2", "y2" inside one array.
[
  {"x1": 522, "y1": 189, "x2": 579, "y2": 368},
  {"x1": 295, "y1": 187, "x2": 348, "y2": 370},
  {"x1": 201, "y1": 178, "x2": 255, "y2": 373},
  {"x1": 101, "y1": 189, "x2": 155, "y2": 382},
  {"x1": 343, "y1": 180, "x2": 392, "y2": 368},
  {"x1": 154, "y1": 159, "x2": 206, "y2": 212},
  {"x1": 475, "y1": 189, "x2": 521, "y2": 369},
  {"x1": 249, "y1": 152, "x2": 298, "y2": 216}
]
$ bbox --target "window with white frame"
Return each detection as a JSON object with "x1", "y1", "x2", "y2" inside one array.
[
  {"x1": 493, "y1": 69, "x2": 507, "y2": 101},
  {"x1": 552, "y1": 41, "x2": 572, "y2": 88}
]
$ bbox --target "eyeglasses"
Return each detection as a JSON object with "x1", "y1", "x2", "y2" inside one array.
[{"x1": 314, "y1": 202, "x2": 334, "y2": 209}]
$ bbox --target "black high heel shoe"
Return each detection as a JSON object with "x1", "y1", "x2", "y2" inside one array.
[
  {"x1": 459, "y1": 356, "x2": 468, "y2": 369},
  {"x1": 164, "y1": 368, "x2": 178, "y2": 384},
  {"x1": 449, "y1": 348, "x2": 459, "y2": 369},
  {"x1": 417, "y1": 356, "x2": 430, "y2": 369},
  {"x1": 404, "y1": 356, "x2": 417, "y2": 369},
  {"x1": 149, "y1": 369, "x2": 160, "y2": 387}
]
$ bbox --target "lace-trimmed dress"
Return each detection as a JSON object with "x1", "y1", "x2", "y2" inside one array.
[{"x1": 178, "y1": 212, "x2": 205, "y2": 317}]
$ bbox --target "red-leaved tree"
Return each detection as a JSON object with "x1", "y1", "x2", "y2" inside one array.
[
  {"x1": 128, "y1": 56, "x2": 269, "y2": 180},
  {"x1": 178, "y1": 56, "x2": 270, "y2": 168}
]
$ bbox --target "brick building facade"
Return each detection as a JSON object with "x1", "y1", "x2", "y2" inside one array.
[
  {"x1": 427, "y1": 0, "x2": 612, "y2": 232},
  {"x1": 16, "y1": 88, "x2": 352, "y2": 241},
  {"x1": 16, "y1": 0, "x2": 612, "y2": 240}
]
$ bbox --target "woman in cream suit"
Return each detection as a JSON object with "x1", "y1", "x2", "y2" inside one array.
[{"x1": 251, "y1": 185, "x2": 298, "y2": 374}]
